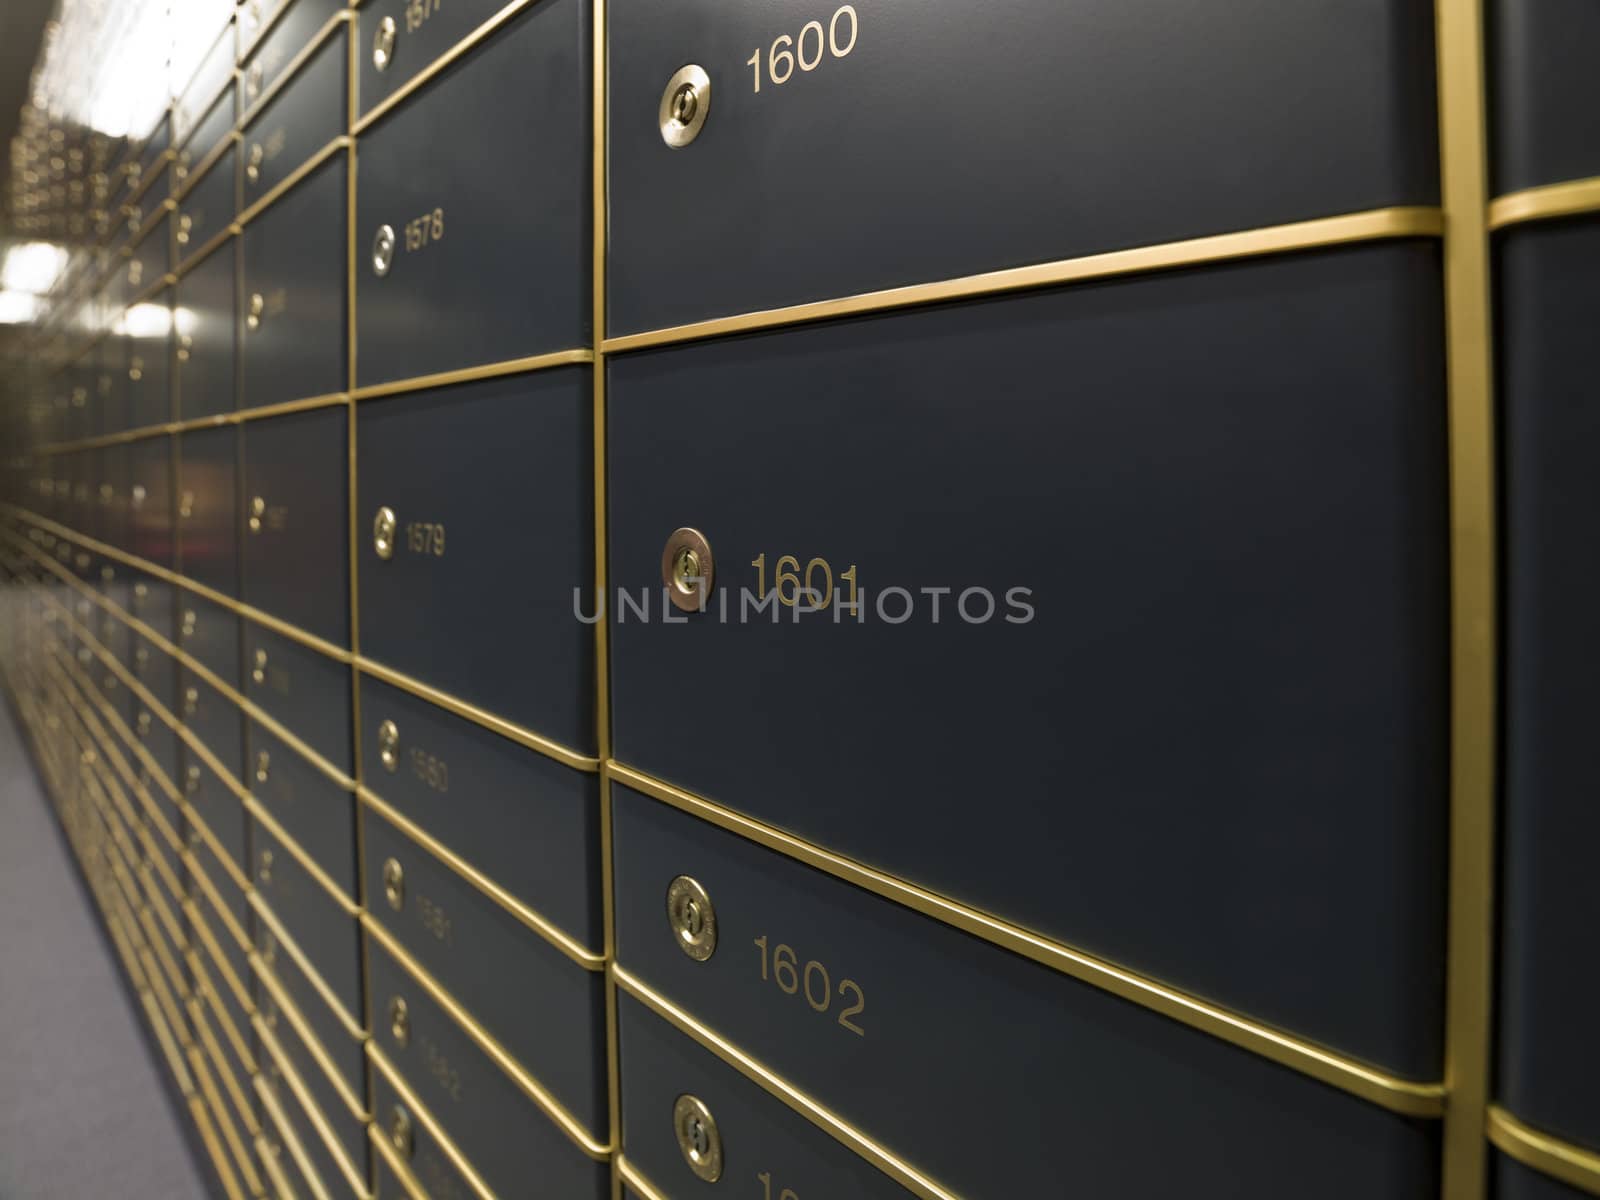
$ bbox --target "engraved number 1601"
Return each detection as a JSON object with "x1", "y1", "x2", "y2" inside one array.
[{"x1": 747, "y1": 5, "x2": 858, "y2": 93}]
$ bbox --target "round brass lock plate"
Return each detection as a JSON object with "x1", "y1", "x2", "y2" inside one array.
[
  {"x1": 252, "y1": 648, "x2": 268, "y2": 686},
  {"x1": 373, "y1": 16, "x2": 398, "y2": 71},
  {"x1": 659, "y1": 65, "x2": 711, "y2": 148},
  {"x1": 388, "y1": 996, "x2": 410, "y2": 1046},
  {"x1": 383, "y1": 857, "x2": 405, "y2": 910},
  {"x1": 665, "y1": 875, "x2": 717, "y2": 961},
  {"x1": 388, "y1": 1104, "x2": 414, "y2": 1159},
  {"x1": 374, "y1": 506, "x2": 397, "y2": 559},
  {"x1": 246, "y1": 292, "x2": 264, "y2": 331},
  {"x1": 672, "y1": 1094, "x2": 723, "y2": 1182},
  {"x1": 372, "y1": 224, "x2": 396, "y2": 277},
  {"x1": 661, "y1": 527, "x2": 714, "y2": 613},
  {"x1": 378, "y1": 718, "x2": 400, "y2": 771},
  {"x1": 258, "y1": 849, "x2": 273, "y2": 884},
  {"x1": 255, "y1": 750, "x2": 270, "y2": 783}
]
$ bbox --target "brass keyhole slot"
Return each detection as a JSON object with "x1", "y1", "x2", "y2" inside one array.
[
  {"x1": 383, "y1": 857, "x2": 405, "y2": 911},
  {"x1": 373, "y1": 506, "x2": 397, "y2": 559},
  {"x1": 378, "y1": 718, "x2": 400, "y2": 771},
  {"x1": 666, "y1": 875, "x2": 717, "y2": 961},
  {"x1": 661, "y1": 527, "x2": 714, "y2": 613},
  {"x1": 672, "y1": 1094, "x2": 723, "y2": 1182},
  {"x1": 388, "y1": 996, "x2": 410, "y2": 1047}
]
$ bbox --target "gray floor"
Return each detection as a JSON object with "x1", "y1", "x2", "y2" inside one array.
[{"x1": 0, "y1": 707, "x2": 213, "y2": 1200}]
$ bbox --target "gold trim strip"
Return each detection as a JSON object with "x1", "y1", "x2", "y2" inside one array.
[
  {"x1": 358, "y1": 786, "x2": 604, "y2": 968},
  {"x1": 253, "y1": 1014, "x2": 371, "y2": 1199},
  {"x1": 256, "y1": 1134, "x2": 300, "y2": 1200},
  {"x1": 190, "y1": 945, "x2": 262, "y2": 1076},
  {"x1": 175, "y1": 224, "x2": 239, "y2": 280},
  {"x1": 1436, "y1": 0, "x2": 1499, "y2": 1193},
  {"x1": 364, "y1": 1046, "x2": 499, "y2": 1200},
  {"x1": 251, "y1": 952, "x2": 370, "y2": 1120},
  {"x1": 245, "y1": 792, "x2": 362, "y2": 916},
  {"x1": 125, "y1": 154, "x2": 178, "y2": 209},
  {"x1": 607, "y1": 761, "x2": 1448, "y2": 1116},
  {"x1": 1488, "y1": 1108, "x2": 1600, "y2": 1197},
  {"x1": 1488, "y1": 175, "x2": 1600, "y2": 231},
  {"x1": 614, "y1": 1157, "x2": 669, "y2": 1200},
  {"x1": 190, "y1": 1044, "x2": 270, "y2": 1197},
  {"x1": 351, "y1": 0, "x2": 546, "y2": 135},
  {"x1": 255, "y1": 1076, "x2": 336, "y2": 1200},
  {"x1": 175, "y1": 129, "x2": 244, "y2": 207},
  {"x1": 247, "y1": 894, "x2": 368, "y2": 1041},
  {"x1": 190, "y1": 999, "x2": 263, "y2": 1139},
  {"x1": 615, "y1": 966, "x2": 953, "y2": 1200},
  {"x1": 190, "y1": 1094, "x2": 249, "y2": 1200},
  {"x1": 142, "y1": 946, "x2": 198, "y2": 1065},
  {"x1": 602, "y1": 206, "x2": 1445, "y2": 354},
  {"x1": 364, "y1": 1122, "x2": 432, "y2": 1200},
  {"x1": 187, "y1": 849, "x2": 257, "y2": 958},
  {"x1": 348, "y1": 349, "x2": 595, "y2": 401},
  {"x1": 238, "y1": 12, "x2": 354, "y2": 132},
  {"x1": 354, "y1": 656, "x2": 597, "y2": 771},
  {"x1": 238, "y1": 136, "x2": 353, "y2": 229},
  {"x1": 359, "y1": 912, "x2": 611, "y2": 1158}
]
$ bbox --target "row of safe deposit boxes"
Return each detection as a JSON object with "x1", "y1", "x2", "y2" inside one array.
[{"x1": 4, "y1": 0, "x2": 1600, "y2": 1197}]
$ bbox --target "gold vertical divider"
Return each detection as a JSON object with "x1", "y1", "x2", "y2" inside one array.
[
  {"x1": 344, "y1": 13, "x2": 376, "y2": 1195},
  {"x1": 591, "y1": 0, "x2": 622, "y2": 1193},
  {"x1": 1434, "y1": 0, "x2": 1498, "y2": 1196}
]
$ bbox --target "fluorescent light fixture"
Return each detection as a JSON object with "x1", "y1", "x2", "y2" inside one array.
[
  {"x1": 0, "y1": 291, "x2": 42, "y2": 325},
  {"x1": 1, "y1": 242, "x2": 68, "y2": 294},
  {"x1": 122, "y1": 301, "x2": 172, "y2": 338}
]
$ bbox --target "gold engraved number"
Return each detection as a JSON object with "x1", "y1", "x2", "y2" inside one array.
[
  {"x1": 408, "y1": 746, "x2": 448, "y2": 793},
  {"x1": 404, "y1": 207, "x2": 445, "y2": 252},
  {"x1": 751, "y1": 553, "x2": 858, "y2": 609},
  {"x1": 758, "y1": 1173, "x2": 800, "y2": 1200},
  {"x1": 417, "y1": 894, "x2": 452, "y2": 945},
  {"x1": 405, "y1": 521, "x2": 445, "y2": 556},
  {"x1": 747, "y1": 5, "x2": 857, "y2": 94},
  {"x1": 753, "y1": 936, "x2": 865, "y2": 1036},
  {"x1": 404, "y1": 0, "x2": 440, "y2": 34},
  {"x1": 419, "y1": 1035, "x2": 463, "y2": 1101}
]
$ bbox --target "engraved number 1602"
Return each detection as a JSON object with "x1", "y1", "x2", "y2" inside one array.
[{"x1": 747, "y1": 5, "x2": 858, "y2": 94}]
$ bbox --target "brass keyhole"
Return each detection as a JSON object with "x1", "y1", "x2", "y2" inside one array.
[
  {"x1": 388, "y1": 1104, "x2": 414, "y2": 1159},
  {"x1": 258, "y1": 849, "x2": 273, "y2": 883},
  {"x1": 249, "y1": 495, "x2": 266, "y2": 533},
  {"x1": 661, "y1": 527, "x2": 714, "y2": 613},
  {"x1": 373, "y1": 506, "x2": 397, "y2": 559},
  {"x1": 373, "y1": 17, "x2": 398, "y2": 71},
  {"x1": 255, "y1": 750, "x2": 270, "y2": 784},
  {"x1": 388, "y1": 996, "x2": 410, "y2": 1047},
  {"x1": 378, "y1": 719, "x2": 400, "y2": 772},
  {"x1": 252, "y1": 649, "x2": 268, "y2": 686},
  {"x1": 672, "y1": 1094, "x2": 723, "y2": 1182},
  {"x1": 246, "y1": 292, "x2": 264, "y2": 331},
  {"x1": 383, "y1": 857, "x2": 405, "y2": 911},
  {"x1": 672, "y1": 83, "x2": 698, "y2": 125},
  {"x1": 666, "y1": 875, "x2": 717, "y2": 961}
]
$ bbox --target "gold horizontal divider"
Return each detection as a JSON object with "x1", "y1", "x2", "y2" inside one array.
[
  {"x1": 188, "y1": 1042, "x2": 269, "y2": 1198},
  {"x1": 614, "y1": 1156, "x2": 670, "y2": 1200},
  {"x1": 357, "y1": 785, "x2": 605, "y2": 969},
  {"x1": 255, "y1": 1074, "x2": 338, "y2": 1200},
  {"x1": 174, "y1": 222, "x2": 236, "y2": 282},
  {"x1": 188, "y1": 943, "x2": 261, "y2": 1073},
  {"x1": 252, "y1": 1012, "x2": 371, "y2": 1199},
  {"x1": 365, "y1": 1045, "x2": 499, "y2": 1200},
  {"x1": 252, "y1": 949, "x2": 371, "y2": 1122},
  {"x1": 359, "y1": 911, "x2": 612, "y2": 1159},
  {"x1": 248, "y1": 897, "x2": 369, "y2": 1042},
  {"x1": 607, "y1": 760, "x2": 1448, "y2": 1117},
  {"x1": 189, "y1": 897, "x2": 259, "y2": 1019},
  {"x1": 238, "y1": 11, "x2": 355, "y2": 132},
  {"x1": 354, "y1": 655, "x2": 598, "y2": 771},
  {"x1": 348, "y1": 348, "x2": 594, "y2": 401},
  {"x1": 603, "y1": 206, "x2": 1445, "y2": 354},
  {"x1": 130, "y1": 268, "x2": 181, "y2": 310},
  {"x1": 124, "y1": 155, "x2": 178, "y2": 212},
  {"x1": 1488, "y1": 174, "x2": 1600, "y2": 231},
  {"x1": 364, "y1": 1121, "x2": 432, "y2": 1200},
  {"x1": 189, "y1": 1094, "x2": 249, "y2": 1200},
  {"x1": 190, "y1": 966, "x2": 262, "y2": 1100},
  {"x1": 614, "y1": 966, "x2": 953, "y2": 1200},
  {"x1": 254, "y1": 1133, "x2": 300, "y2": 1200},
  {"x1": 174, "y1": 130, "x2": 244, "y2": 207},
  {"x1": 351, "y1": 0, "x2": 550, "y2": 135},
  {"x1": 245, "y1": 789, "x2": 363, "y2": 917},
  {"x1": 2, "y1": 511, "x2": 353, "y2": 669},
  {"x1": 1488, "y1": 1108, "x2": 1600, "y2": 1197},
  {"x1": 238, "y1": 136, "x2": 354, "y2": 230},
  {"x1": 238, "y1": 0, "x2": 299, "y2": 68}
]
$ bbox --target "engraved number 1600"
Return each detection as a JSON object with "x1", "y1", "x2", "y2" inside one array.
[{"x1": 747, "y1": 5, "x2": 858, "y2": 94}]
